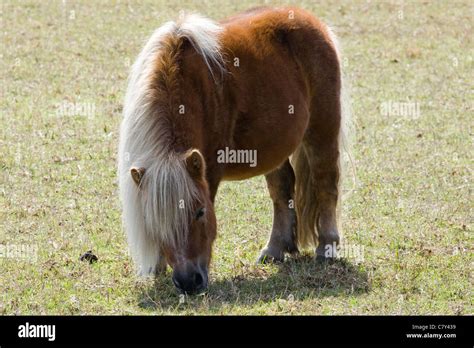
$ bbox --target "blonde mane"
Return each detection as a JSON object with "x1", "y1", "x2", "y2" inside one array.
[{"x1": 118, "y1": 14, "x2": 225, "y2": 275}]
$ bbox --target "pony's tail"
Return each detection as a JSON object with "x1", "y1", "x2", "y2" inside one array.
[
  {"x1": 293, "y1": 144, "x2": 318, "y2": 248},
  {"x1": 331, "y1": 27, "x2": 355, "y2": 232}
]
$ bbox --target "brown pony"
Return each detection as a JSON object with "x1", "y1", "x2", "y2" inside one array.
[{"x1": 118, "y1": 7, "x2": 350, "y2": 294}]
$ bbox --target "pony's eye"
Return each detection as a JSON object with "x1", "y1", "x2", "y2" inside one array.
[{"x1": 195, "y1": 207, "x2": 205, "y2": 220}]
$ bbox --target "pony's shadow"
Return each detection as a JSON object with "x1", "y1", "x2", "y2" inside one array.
[{"x1": 138, "y1": 256, "x2": 370, "y2": 311}]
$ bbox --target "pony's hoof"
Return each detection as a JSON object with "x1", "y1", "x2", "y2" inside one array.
[
  {"x1": 257, "y1": 248, "x2": 284, "y2": 264},
  {"x1": 315, "y1": 254, "x2": 336, "y2": 264},
  {"x1": 153, "y1": 260, "x2": 168, "y2": 276}
]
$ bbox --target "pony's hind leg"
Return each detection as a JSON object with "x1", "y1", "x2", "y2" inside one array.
[
  {"x1": 258, "y1": 160, "x2": 299, "y2": 263},
  {"x1": 293, "y1": 75, "x2": 342, "y2": 260},
  {"x1": 303, "y1": 76, "x2": 342, "y2": 259}
]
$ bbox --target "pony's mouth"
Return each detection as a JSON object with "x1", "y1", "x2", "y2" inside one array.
[{"x1": 172, "y1": 269, "x2": 208, "y2": 295}]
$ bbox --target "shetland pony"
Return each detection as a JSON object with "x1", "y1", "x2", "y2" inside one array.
[{"x1": 118, "y1": 7, "x2": 351, "y2": 294}]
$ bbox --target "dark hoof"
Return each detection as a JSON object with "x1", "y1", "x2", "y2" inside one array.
[
  {"x1": 257, "y1": 248, "x2": 284, "y2": 264},
  {"x1": 315, "y1": 255, "x2": 336, "y2": 264}
]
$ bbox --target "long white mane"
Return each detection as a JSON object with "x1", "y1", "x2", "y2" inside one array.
[{"x1": 118, "y1": 14, "x2": 225, "y2": 275}]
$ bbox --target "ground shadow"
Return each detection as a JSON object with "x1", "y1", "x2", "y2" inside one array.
[{"x1": 137, "y1": 256, "x2": 370, "y2": 312}]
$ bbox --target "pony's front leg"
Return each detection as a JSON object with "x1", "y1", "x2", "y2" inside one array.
[
  {"x1": 134, "y1": 238, "x2": 167, "y2": 277},
  {"x1": 154, "y1": 255, "x2": 167, "y2": 275},
  {"x1": 258, "y1": 160, "x2": 299, "y2": 263}
]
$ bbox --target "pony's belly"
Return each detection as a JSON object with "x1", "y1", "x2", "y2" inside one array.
[
  {"x1": 222, "y1": 158, "x2": 284, "y2": 180},
  {"x1": 221, "y1": 109, "x2": 308, "y2": 180},
  {"x1": 220, "y1": 143, "x2": 296, "y2": 180}
]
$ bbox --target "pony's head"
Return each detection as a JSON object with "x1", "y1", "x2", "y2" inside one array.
[
  {"x1": 130, "y1": 149, "x2": 216, "y2": 294},
  {"x1": 120, "y1": 12, "x2": 225, "y2": 294}
]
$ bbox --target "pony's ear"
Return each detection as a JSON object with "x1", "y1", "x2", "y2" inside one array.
[
  {"x1": 130, "y1": 167, "x2": 145, "y2": 186},
  {"x1": 185, "y1": 149, "x2": 205, "y2": 180}
]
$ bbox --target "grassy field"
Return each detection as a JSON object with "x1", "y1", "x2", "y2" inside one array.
[{"x1": 1, "y1": 0, "x2": 472, "y2": 315}]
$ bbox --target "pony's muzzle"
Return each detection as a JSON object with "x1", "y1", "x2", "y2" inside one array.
[{"x1": 172, "y1": 267, "x2": 208, "y2": 295}]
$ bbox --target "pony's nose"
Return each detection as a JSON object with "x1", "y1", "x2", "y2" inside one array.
[{"x1": 172, "y1": 270, "x2": 207, "y2": 294}]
